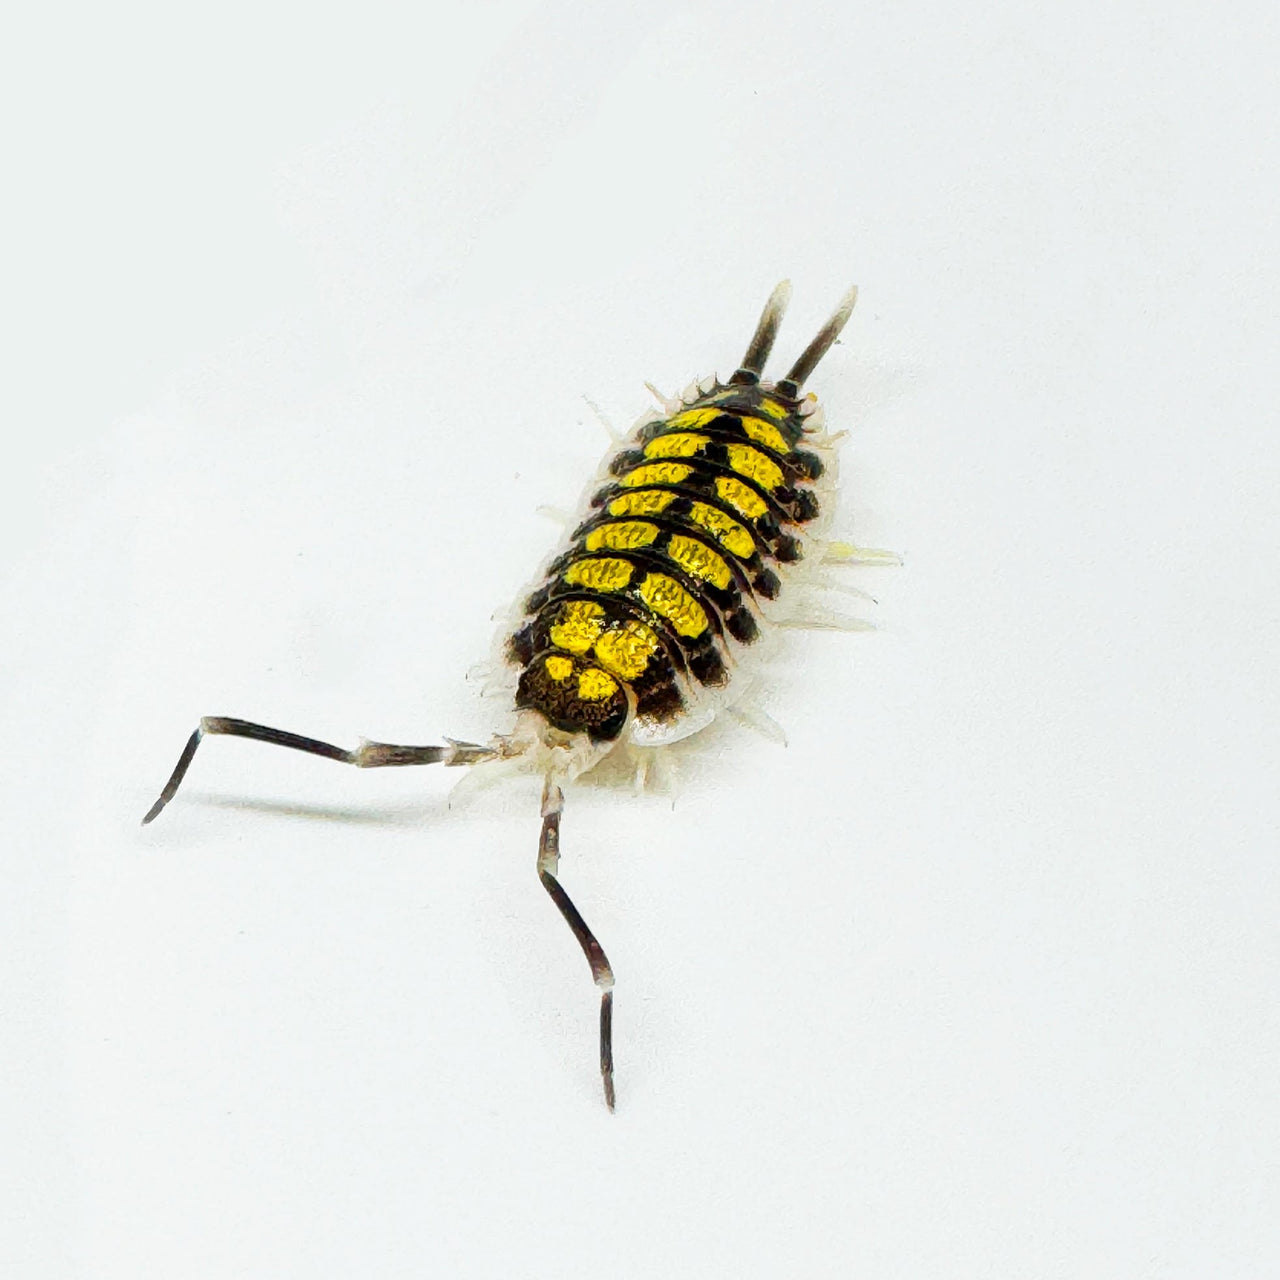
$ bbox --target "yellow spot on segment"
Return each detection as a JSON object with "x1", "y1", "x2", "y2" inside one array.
[
  {"x1": 549, "y1": 599, "x2": 605, "y2": 653},
  {"x1": 545, "y1": 655, "x2": 573, "y2": 682},
  {"x1": 667, "y1": 534, "x2": 732, "y2": 590},
  {"x1": 644, "y1": 432, "x2": 708, "y2": 460},
  {"x1": 594, "y1": 621, "x2": 659, "y2": 680},
  {"x1": 639, "y1": 572, "x2": 709, "y2": 638},
  {"x1": 586, "y1": 521, "x2": 659, "y2": 552},
  {"x1": 715, "y1": 475, "x2": 768, "y2": 519},
  {"x1": 564, "y1": 557, "x2": 633, "y2": 591},
  {"x1": 758, "y1": 398, "x2": 789, "y2": 420},
  {"x1": 740, "y1": 415, "x2": 791, "y2": 454},
  {"x1": 727, "y1": 442, "x2": 785, "y2": 491},
  {"x1": 669, "y1": 407, "x2": 722, "y2": 430},
  {"x1": 577, "y1": 668, "x2": 619, "y2": 701},
  {"x1": 609, "y1": 489, "x2": 676, "y2": 516},
  {"x1": 623, "y1": 462, "x2": 693, "y2": 488},
  {"x1": 688, "y1": 502, "x2": 755, "y2": 559}
]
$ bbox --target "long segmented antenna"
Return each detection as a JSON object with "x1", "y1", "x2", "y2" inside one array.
[
  {"x1": 729, "y1": 279, "x2": 792, "y2": 385},
  {"x1": 141, "y1": 716, "x2": 493, "y2": 825},
  {"x1": 537, "y1": 780, "x2": 616, "y2": 1109},
  {"x1": 776, "y1": 284, "x2": 859, "y2": 396}
]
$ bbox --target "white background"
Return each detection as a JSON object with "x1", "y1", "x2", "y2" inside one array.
[{"x1": 4, "y1": 1, "x2": 1278, "y2": 1276}]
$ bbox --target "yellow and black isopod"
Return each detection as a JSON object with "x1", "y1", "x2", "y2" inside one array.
[{"x1": 143, "y1": 282, "x2": 892, "y2": 1110}]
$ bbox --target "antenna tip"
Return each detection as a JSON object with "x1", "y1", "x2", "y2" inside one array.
[{"x1": 779, "y1": 282, "x2": 862, "y2": 387}]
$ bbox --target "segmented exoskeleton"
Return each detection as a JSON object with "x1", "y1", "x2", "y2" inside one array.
[{"x1": 144, "y1": 282, "x2": 881, "y2": 1110}]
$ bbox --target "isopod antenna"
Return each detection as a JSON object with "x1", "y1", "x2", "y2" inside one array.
[
  {"x1": 775, "y1": 284, "x2": 859, "y2": 397},
  {"x1": 730, "y1": 279, "x2": 793, "y2": 385},
  {"x1": 141, "y1": 716, "x2": 495, "y2": 825},
  {"x1": 537, "y1": 779, "x2": 616, "y2": 1110}
]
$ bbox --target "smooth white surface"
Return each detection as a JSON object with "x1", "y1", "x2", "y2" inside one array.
[{"x1": 5, "y1": 1, "x2": 1278, "y2": 1276}]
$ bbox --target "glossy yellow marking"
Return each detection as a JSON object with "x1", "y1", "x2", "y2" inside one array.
[
  {"x1": 758, "y1": 398, "x2": 789, "y2": 420},
  {"x1": 564, "y1": 556, "x2": 633, "y2": 591},
  {"x1": 715, "y1": 475, "x2": 768, "y2": 519},
  {"x1": 623, "y1": 462, "x2": 692, "y2": 488},
  {"x1": 669, "y1": 407, "x2": 722, "y2": 430},
  {"x1": 594, "y1": 621, "x2": 659, "y2": 680},
  {"x1": 639, "y1": 572, "x2": 708, "y2": 638},
  {"x1": 608, "y1": 489, "x2": 676, "y2": 517},
  {"x1": 549, "y1": 599, "x2": 605, "y2": 653},
  {"x1": 667, "y1": 534, "x2": 732, "y2": 590},
  {"x1": 688, "y1": 502, "x2": 755, "y2": 559},
  {"x1": 586, "y1": 521, "x2": 659, "y2": 552},
  {"x1": 727, "y1": 442, "x2": 785, "y2": 491},
  {"x1": 643, "y1": 433, "x2": 708, "y2": 460},
  {"x1": 577, "y1": 668, "x2": 619, "y2": 701},
  {"x1": 544, "y1": 655, "x2": 574, "y2": 682},
  {"x1": 739, "y1": 415, "x2": 791, "y2": 454}
]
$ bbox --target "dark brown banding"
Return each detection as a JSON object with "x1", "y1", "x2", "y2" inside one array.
[
  {"x1": 569, "y1": 509, "x2": 777, "y2": 614},
  {"x1": 511, "y1": 376, "x2": 826, "y2": 742},
  {"x1": 532, "y1": 587, "x2": 693, "y2": 673},
  {"x1": 576, "y1": 487, "x2": 774, "y2": 563},
  {"x1": 520, "y1": 594, "x2": 688, "y2": 674},
  {"x1": 515, "y1": 594, "x2": 690, "y2": 727},
  {"x1": 595, "y1": 451, "x2": 819, "y2": 529},
  {"x1": 539, "y1": 572, "x2": 729, "y2": 689},
  {"x1": 639, "y1": 414, "x2": 816, "y2": 483},
  {"x1": 550, "y1": 546, "x2": 730, "y2": 644}
]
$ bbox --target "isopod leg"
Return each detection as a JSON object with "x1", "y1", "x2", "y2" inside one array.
[
  {"x1": 142, "y1": 715, "x2": 492, "y2": 824},
  {"x1": 537, "y1": 780, "x2": 616, "y2": 1111}
]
